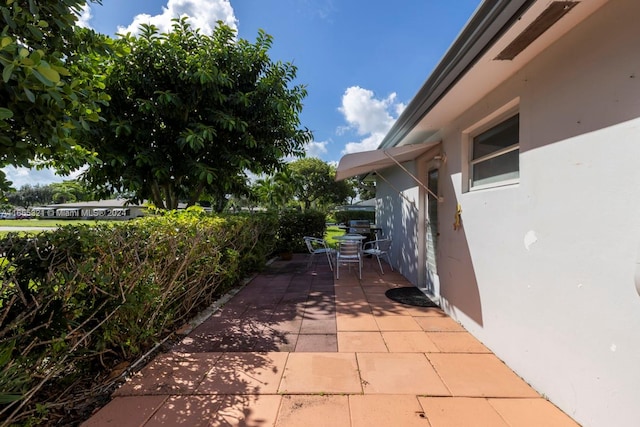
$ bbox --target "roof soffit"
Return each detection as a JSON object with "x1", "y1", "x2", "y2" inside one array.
[{"x1": 382, "y1": 0, "x2": 610, "y2": 149}]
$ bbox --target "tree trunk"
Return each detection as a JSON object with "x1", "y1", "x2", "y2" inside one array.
[
  {"x1": 150, "y1": 182, "x2": 165, "y2": 209},
  {"x1": 187, "y1": 183, "x2": 205, "y2": 207}
]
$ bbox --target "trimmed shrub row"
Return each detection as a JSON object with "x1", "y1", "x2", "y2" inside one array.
[
  {"x1": 276, "y1": 209, "x2": 326, "y2": 253},
  {"x1": 0, "y1": 208, "x2": 278, "y2": 425}
]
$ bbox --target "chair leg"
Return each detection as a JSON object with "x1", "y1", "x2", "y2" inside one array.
[
  {"x1": 325, "y1": 251, "x2": 333, "y2": 271},
  {"x1": 376, "y1": 255, "x2": 384, "y2": 274}
]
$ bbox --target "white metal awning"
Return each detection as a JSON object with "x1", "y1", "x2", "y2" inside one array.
[{"x1": 335, "y1": 142, "x2": 440, "y2": 181}]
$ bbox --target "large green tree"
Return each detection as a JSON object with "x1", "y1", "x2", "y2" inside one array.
[
  {"x1": 82, "y1": 19, "x2": 312, "y2": 209},
  {"x1": 0, "y1": 0, "x2": 112, "y2": 181},
  {"x1": 288, "y1": 157, "x2": 353, "y2": 210},
  {"x1": 49, "y1": 179, "x2": 94, "y2": 203},
  {"x1": 252, "y1": 168, "x2": 299, "y2": 210},
  {"x1": 6, "y1": 183, "x2": 52, "y2": 208}
]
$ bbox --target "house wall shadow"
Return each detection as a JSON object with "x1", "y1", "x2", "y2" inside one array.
[{"x1": 376, "y1": 165, "x2": 484, "y2": 326}]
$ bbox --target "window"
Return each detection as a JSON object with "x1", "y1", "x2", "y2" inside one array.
[{"x1": 470, "y1": 114, "x2": 519, "y2": 188}]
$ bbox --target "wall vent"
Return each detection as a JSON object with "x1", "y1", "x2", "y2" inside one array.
[{"x1": 495, "y1": 1, "x2": 579, "y2": 60}]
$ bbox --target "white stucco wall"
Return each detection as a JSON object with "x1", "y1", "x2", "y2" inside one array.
[
  {"x1": 375, "y1": 165, "x2": 422, "y2": 285},
  {"x1": 381, "y1": 1, "x2": 640, "y2": 425},
  {"x1": 439, "y1": 1, "x2": 640, "y2": 425}
]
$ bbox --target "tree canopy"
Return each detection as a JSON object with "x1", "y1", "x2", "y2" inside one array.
[
  {"x1": 0, "y1": 0, "x2": 112, "y2": 180},
  {"x1": 288, "y1": 157, "x2": 353, "y2": 210},
  {"x1": 82, "y1": 19, "x2": 312, "y2": 209},
  {"x1": 5, "y1": 180, "x2": 95, "y2": 207}
]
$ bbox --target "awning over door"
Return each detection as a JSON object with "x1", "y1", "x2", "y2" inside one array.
[{"x1": 335, "y1": 142, "x2": 440, "y2": 181}]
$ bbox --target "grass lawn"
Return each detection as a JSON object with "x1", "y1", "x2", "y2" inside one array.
[{"x1": 325, "y1": 225, "x2": 346, "y2": 247}]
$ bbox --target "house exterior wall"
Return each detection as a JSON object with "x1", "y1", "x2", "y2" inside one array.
[
  {"x1": 380, "y1": 1, "x2": 640, "y2": 425},
  {"x1": 375, "y1": 165, "x2": 422, "y2": 285}
]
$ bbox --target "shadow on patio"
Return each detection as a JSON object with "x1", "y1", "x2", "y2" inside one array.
[{"x1": 83, "y1": 254, "x2": 578, "y2": 426}]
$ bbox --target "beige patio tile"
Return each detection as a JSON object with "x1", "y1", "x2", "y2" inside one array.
[
  {"x1": 488, "y1": 398, "x2": 580, "y2": 426},
  {"x1": 374, "y1": 315, "x2": 422, "y2": 331},
  {"x1": 334, "y1": 288, "x2": 366, "y2": 301},
  {"x1": 275, "y1": 395, "x2": 350, "y2": 427},
  {"x1": 336, "y1": 311, "x2": 380, "y2": 331},
  {"x1": 418, "y1": 397, "x2": 508, "y2": 427},
  {"x1": 362, "y1": 286, "x2": 392, "y2": 297},
  {"x1": 279, "y1": 352, "x2": 362, "y2": 394},
  {"x1": 294, "y1": 334, "x2": 338, "y2": 352},
  {"x1": 402, "y1": 305, "x2": 446, "y2": 317},
  {"x1": 357, "y1": 353, "x2": 450, "y2": 396},
  {"x1": 426, "y1": 353, "x2": 539, "y2": 398},
  {"x1": 404, "y1": 306, "x2": 447, "y2": 317},
  {"x1": 253, "y1": 332, "x2": 298, "y2": 352},
  {"x1": 267, "y1": 318, "x2": 303, "y2": 334},
  {"x1": 414, "y1": 316, "x2": 466, "y2": 332},
  {"x1": 334, "y1": 270, "x2": 361, "y2": 282},
  {"x1": 82, "y1": 256, "x2": 581, "y2": 427},
  {"x1": 334, "y1": 300, "x2": 370, "y2": 310},
  {"x1": 114, "y1": 352, "x2": 222, "y2": 396},
  {"x1": 367, "y1": 300, "x2": 410, "y2": 315},
  {"x1": 299, "y1": 317, "x2": 336, "y2": 334},
  {"x1": 146, "y1": 395, "x2": 223, "y2": 426},
  {"x1": 337, "y1": 331, "x2": 388, "y2": 352},
  {"x1": 212, "y1": 394, "x2": 282, "y2": 427},
  {"x1": 427, "y1": 332, "x2": 491, "y2": 353},
  {"x1": 349, "y1": 395, "x2": 430, "y2": 427},
  {"x1": 81, "y1": 395, "x2": 168, "y2": 426},
  {"x1": 196, "y1": 352, "x2": 288, "y2": 395},
  {"x1": 381, "y1": 331, "x2": 440, "y2": 352}
]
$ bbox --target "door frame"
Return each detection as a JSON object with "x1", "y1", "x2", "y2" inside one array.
[{"x1": 416, "y1": 152, "x2": 442, "y2": 297}]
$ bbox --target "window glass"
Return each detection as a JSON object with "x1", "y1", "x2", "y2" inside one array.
[
  {"x1": 470, "y1": 114, "x2": 519, "y2": 188},
  {"x1": 473, "y1": 114, "x2": 519, "y2": 159},
  {"x1": 472, "y1": 149, "x2": 519, "y2": 186}
]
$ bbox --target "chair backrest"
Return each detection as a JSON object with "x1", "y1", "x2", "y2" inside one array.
[
  {"x1": 338, "y1": 240, "x2": 360, "y2": 257},
  {"x1": 304, "y1": 236, "x2": 324, "y2": 254},
  {"x1": 376, "y1": 239, "x2": 392, "y2": 252}
]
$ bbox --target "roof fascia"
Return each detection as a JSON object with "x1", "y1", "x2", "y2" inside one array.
[{"x1": 379, "y1": 0, "x2": 536, "y2": 149}]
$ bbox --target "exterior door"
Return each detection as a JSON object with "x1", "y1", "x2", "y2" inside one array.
[{"x1": 425, "y1": 168, "x2": 440, "y2": 297}]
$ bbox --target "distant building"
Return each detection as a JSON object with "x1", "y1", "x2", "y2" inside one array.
[{"x1": 334, "y1": 198, "x2": 376, "y2": 213}]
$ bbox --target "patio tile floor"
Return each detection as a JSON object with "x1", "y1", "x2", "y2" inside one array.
[{"x1": 83, "y1": 254, "x2": 579, "y2": 426}]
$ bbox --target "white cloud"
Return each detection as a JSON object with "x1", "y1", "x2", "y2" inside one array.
[
  {"x1": 118, "y1": 0, "x2": 237, "y2": 36},
  {"x1": 76, "y1": 4, "x2": 93, "y2": 29},
  {"x1": 306, "y1": 140, "x2": 328, "y2": 158},
  {"x1": 343, "y1": 133, "x2": 385, "y2": 155},
  {"x1": 3, "y1": 167, "x2": 83, "y2": 190},
  {"x1": 338, "y1": 86, "x2": 403, "y2": 154}
]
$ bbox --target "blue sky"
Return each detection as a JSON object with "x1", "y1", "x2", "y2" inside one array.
[{"x1": 5, "y1": 0, "x2": 481, "y2": 188}]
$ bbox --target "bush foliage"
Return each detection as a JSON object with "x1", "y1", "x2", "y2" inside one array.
[
  {"x1": 276, "y1": 209, "x2": 326, "y2": 253},
  {"x1": 0, "y1": 208, "x2": 277, "y2": 425}
]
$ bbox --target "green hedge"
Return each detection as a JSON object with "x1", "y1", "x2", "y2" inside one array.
[
  {"x1": 0, "y1": 208, "x2": 277, "y2": 425},
  {"x1": 276, "y1": 209, "x2": 326, "y2": 253}
]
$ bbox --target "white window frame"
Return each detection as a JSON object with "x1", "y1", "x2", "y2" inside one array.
[{"x1": 462, "y1": 98, "x2": 520, "y2": 192}]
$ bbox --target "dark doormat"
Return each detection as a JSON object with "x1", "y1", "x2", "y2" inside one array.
[{"x1": 385, "y1": 287, "x2": 439, "y2": 307}]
